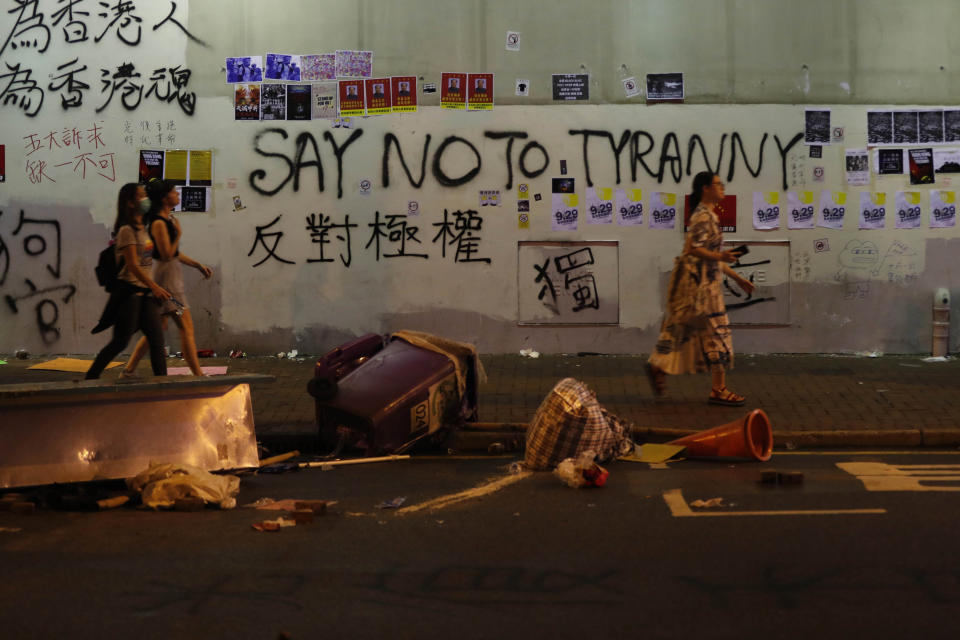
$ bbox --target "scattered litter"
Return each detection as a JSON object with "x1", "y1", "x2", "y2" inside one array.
[
  {"x1": 291, "y1": 509, "x2": 314, "y2": 524},
  {"x1": 248, "y1": 498, "x2": 301, "y2": 511},
  {"x1": 299, "y1": 454, "x2": 410, "y2": 469},
  {"x1": 899, "y1": 363, "x2": 921, "y2": 368},
  {"x1": 519, "y1": 348, "x2": 540, "y2": 358},
  {"x1": 0, "y1": 527, "x2": 22, "y2": 533},
  {"x1": 287, "y1": 349, "x2": 299, "y2": 359},
  {"x1": 229, "y1": 349, "x2": 246, "y2": 359},
  {"x1": 276, "y1": 352, "x2": 286, "y2": 359},
  {"x1": 378, "y1": 496, "x2": 407, "y2": 509},
  {"x1": 620, "y1": 443, "x2": 686, "y2": 463},
  {"x1": 242, "y1": 497, "x2": 277, "y2": 508},
  {"x1": 554, "y1": 450, "x2": 609, "y2": 488},
  {"x1": 876, "y1": 388, "x2": 889, "y2": 393},
  {"x1": 855, "y1": 350, "x2": 883, "y2": 358},
  {"x1": 488, "y1": 442, "x2": 506, "y2": 454},
  {"x1": 923, "y1": 356, "x2": 950, "y2": 363},
  {"x1": 251, "y1": 517, "x2": 296, "y2": 532},
  {"x1": 196, "y1": 349, "x2": 216, "y2": 357},
  {"x1": 0, "y1": 359, "x2": 7, "y2": 365},
  {"x1": 508, "y1": 461, "x2": 524, "y2": 474},
  {"x1": 784, "y1": 441, "x2": 797, "y2": 450},
  {"x1": 128, "y1": 462, "x2": 240, "y2": 510},
  {"x1": 15, "y1": 349, "x2": 29, "y2": 359},
  {"x1": 690, "y1": 497, "x2": 724, "y2": 508},
  {"x1": 435, "y1": 520, "x2": 444, "y2": 525},
  {"x1": 259, "y1": 450, "x2": 300, "y2": 467},
  {"x1": 96, "y1": 495, "x2": 130, "y2": 510}
]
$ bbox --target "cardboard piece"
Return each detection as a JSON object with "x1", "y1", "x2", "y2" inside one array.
[
  {"x1": 620, "y1": 443, "x2": 686, "y2": 463},
  {"x1": 28, "y1": 358, "x2": 122, "y2": 372}
]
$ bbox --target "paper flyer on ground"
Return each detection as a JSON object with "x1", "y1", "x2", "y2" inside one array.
[
  {"x1": 584, "y1": 187, "x2": 614, "y2": 224},
  {"x1": 335, "y1": 50, "x2": 373, "y2": 78},
  {"x1": 138, "y1": 149, "x2": 164, "y2": 183},
  {"x1": 930, "y1": 190, "x2": 957, "y2": 228},
  {"x1": 226, "y1": 56, "x2": 263, "y2": 83},
  {"x1": 441, "y1": 73, "x2": 467, "y2": 109},
  {"x1": 817, "y1": 191, "x2": 847, "y2": 229},
  {"x1": 302, "y1": 53, "x2": 336, "y2": 81},
  {"x1": 265, "y1": 53, "x2": 301, "y2": 81},
  {"x1": 785, "y1": 191, "x2": 815, "y2": 229},
  {"x1": 649, "y1": 192, "x2": 678, "y2": 229},
  {"x1": 188, "y1": 150, "x2": 212, "y2": 186},
  {"x1": 894, "y1": 191, "x2": 922, "y2": 229},
  {"x1": 364, "y1": 77, "x2": 392, "y2": 115},
  {"x1": 859, "y1": 192, "x2": 887, "y2": 230},
  {"x1": 391, "y1": 76, "x2": 418, "y2": 113},
  {"x1": 615, "y1": 188, "x2": 644, "y2": 226},
  {"x1": 163, "y1": 149, "x2": 188, "y2": 185},
  {"x1": 467, "y1": 73, "x2": 494, "y2": 111},
  {"x1": 234, "y1": 84, "x2": 260, "y2": 120},
  {"x1": 752, "y1": 192, "x2": 781, "y2": 230},
  {"x1": 338, "y1": 79, "x2": 365, "y2": 116},
  {"x1": 845, "y1": 149, "x2": 870, "y2": 186},
  {"x1": 311, "y1": 82, "x2": 337, "y2": 119}
]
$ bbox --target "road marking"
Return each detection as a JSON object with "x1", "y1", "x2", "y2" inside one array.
[
  {"x1": 396, "y1": 471, "x2": 533, "y2": 515},
  {"x1": 662, "y1": 489, "x2": 886, "y2": 517},
  {"x1": 838, "y1": 462, "x2": 960, "y2": 491}
]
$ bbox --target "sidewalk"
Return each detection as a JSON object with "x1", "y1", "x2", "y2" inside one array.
[{"x1": 2, "y1": 352, "x2": 958, "y2": 448}]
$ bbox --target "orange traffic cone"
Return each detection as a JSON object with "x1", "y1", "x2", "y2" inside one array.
[{"x1": 667, "y1": 409, "x2": 773, "y2": 461}]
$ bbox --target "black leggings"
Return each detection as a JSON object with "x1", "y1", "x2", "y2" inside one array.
[{"x1": 86, "y1": 293, "x2": 167, "y2": 379}]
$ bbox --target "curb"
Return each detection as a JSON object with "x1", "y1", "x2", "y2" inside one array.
[{"x1": 637, "y1": 427, "x2": 960, "y2": 449}]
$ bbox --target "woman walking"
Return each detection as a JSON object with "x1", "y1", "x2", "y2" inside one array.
[
  {"x1": 120, "y1": 179, "x2": 212, "y2": 377},
  {"x1": 645, "y1": 172, "x2": 755, "y2": 405},
  {"x1": 86, "y1": 183, "x2": 171, "y2": 379}
]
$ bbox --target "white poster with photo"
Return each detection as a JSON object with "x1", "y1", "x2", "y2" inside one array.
[
  {"x1": 786, "y1": 191, "x2": 816, "y2": 229},
  {"x1": 894, "y1": 191, "x2": 923, "y2": 229},
  {"x1": 584, "y1": 187, "x2": 614, "y2": 224},
  {"x1": 551, "y1": 193, "x2": 579, "y2": 231},
  {"x1": 933, "y1": 148, "x2": 960, "y2": 175},
  {"x1": 649, "y1": 192, "x2": 678, "y2": 229},
  {"x1": 752, "y1": 192, "x2": 781, "y2": 230},
  {"x1": 616, "y1": 188, "x2": 644, "y2": 226},
  {"x1": 845, "y1": 148, "x2": 870, "y2": 186},
  {"x1": 930, "y1": 190, "x2": 957, "y2": 228},
  {"x1": 859, "y1": 192, "x2": 887, "y2": 230},
  {"x1": 817, "y1": 191, "x2": 847, "y2": 229}
]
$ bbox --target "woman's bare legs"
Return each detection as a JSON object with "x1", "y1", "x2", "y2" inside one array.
[{"x1": 172, "y1": 308, "x2": 203, "y2": 376}]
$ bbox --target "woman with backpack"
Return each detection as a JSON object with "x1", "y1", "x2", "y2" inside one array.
[
  {"x1": 86, "y1": 183, "x2": 171, "y2": 379},
  {"x1": 118, "y1": 179, "x2": 213, "y2": 377}
]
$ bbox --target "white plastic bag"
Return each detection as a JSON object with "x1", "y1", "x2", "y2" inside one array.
[{"x1": 128, "y1": 462, "x2": 240, "y2": 509}]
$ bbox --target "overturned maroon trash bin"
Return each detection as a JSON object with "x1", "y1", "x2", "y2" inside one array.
[{"x1": 307, "y1": 331, "x2": 483, "y2": 455}]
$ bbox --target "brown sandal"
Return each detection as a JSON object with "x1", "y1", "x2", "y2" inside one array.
[
  {"x1": 645, "y1": 363, "x2": 667, "y2": 397},
  {"x1": 708, "y1": 386, "x2": 746, "y2": 406}
]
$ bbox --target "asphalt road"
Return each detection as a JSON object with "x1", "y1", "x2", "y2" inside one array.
[{"x1": 2, "y1": 451, "x2": 960, "y2": 639}]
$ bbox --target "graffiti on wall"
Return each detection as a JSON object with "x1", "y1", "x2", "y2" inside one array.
[
  {"x1": 518, "y1": 241, "x2": 618, "y2": 325},
  {"x1": 0, "y1": 208, "x2": 76, "y2": 343},
  {"x1": 0, "y1": 0, "x2": 206, "y2": 117},
  {"x1": 250, "y1": 128, "x2": 805, "y2": 199}
]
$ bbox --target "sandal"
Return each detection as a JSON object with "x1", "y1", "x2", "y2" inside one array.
[
  {"x1": 644, "y1": 363, "x2": 667, "y2": 397},
  {"x1": 708, "y1": 386, "x2": 746, "y2": 406}
]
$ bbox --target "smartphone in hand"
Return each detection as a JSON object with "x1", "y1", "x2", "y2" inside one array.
[{"x1": 730, "y1": 244, "x2": 749, "y2": 257}]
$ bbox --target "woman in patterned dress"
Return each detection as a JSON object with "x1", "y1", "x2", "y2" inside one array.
[{"x1": 645, "y1": 172, "x2": 755, "y2": 406}]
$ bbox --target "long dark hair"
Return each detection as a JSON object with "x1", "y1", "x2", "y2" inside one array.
[
  {"x1": 146, "y1": 178, "x2": 177, "y2": 219},
  {"x1": 688, "y1": 171, "x2": 716, "y2": 213},
  {"x1": 113, "y1": 182, "x2": 143, "y2": 234}
]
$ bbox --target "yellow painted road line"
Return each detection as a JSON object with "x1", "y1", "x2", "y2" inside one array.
[
  {"x1": 662, "y1": 488, "x2": 886, "y2": 518},
  {"x1": 395, "y1": 471, "x2": 533, "y2": 515},
  {"x1": 838, "y1": 462, "x2": 960, "y2": 491}
]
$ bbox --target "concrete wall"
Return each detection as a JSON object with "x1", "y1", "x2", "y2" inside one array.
[{"x1": 1, "y1": 1, "x2": 958, "y2": 356}]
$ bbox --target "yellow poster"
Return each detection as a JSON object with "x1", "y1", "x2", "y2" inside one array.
[
  {"x1": 189, "y1": 150, "x2": 212, "y2": 186},
  {"x1": 163, "y1": 149, "x2": 188, "y2": 186}
]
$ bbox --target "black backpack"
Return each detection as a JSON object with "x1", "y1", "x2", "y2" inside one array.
[{"x1": 94, "y1": 243, "x2": 124, "y2": 292}]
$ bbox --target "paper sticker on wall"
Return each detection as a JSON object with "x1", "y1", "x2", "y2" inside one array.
[
  {"x1": 441, "y1": 72, "x2": 467, "y2": 109},
  {"x1": 518, "y1": 183, "x2": 529, "y2": 199},
  {"x1": 515, "y1": 79, "x2": 530, "y2": 97},
  {"x1": 786, "y1": 191, "x2": 815, "y2": 229},
  {"x1": 407, "y1": 201, "x2": 420, "y2": 216},
  {"x1": 163, "y1": 149, "x2": 188, "y2": 185},
  {"x1": 364, "y1": 77, "x2": 392, "y2": 115},
  {"x1": 467, "y1": 73, "x2": 494, "y2": 111},
  {"x1": 505, "y1": 31, "x2": 521, "y2": 52},
  {"x1": 358, "y1": 178, "x2": 372, "y2": 196},
  {"x1": 859, "y1": 192, "x2": 887, "y2": 229},
  {"x1": 930, "y1": 190, "x2": 957, "y2": 228},
  {"x1": 518, "y1": 212, "x2": 530, "y2": 229},
  {"x1": 551, "y1": 193, "x2": 579, "y2": 231},
  {"x1": 845, "y1": 149, "x2": 870, "y2": 186},
  {"x1": 338, "y1": 80, "x2": 365, "y2": 116},
  {"x1": 479, "y1": 189, "x2": 500, "y2": 206},
  {"x1": 752, "y1": 192, "x2": 781, "y2": 230},
  {"x1": 817, "y1": 191, "x2": 847, "y2": 229},
  {"x1": 649, "y1": 192, "x2": 678, "y2": 229},
  {"x1": 391, "y1": 76, "x2": 418, "y2": 113},
  {"x1": 616, "y1": 189, "x2": 644, "y2": 226},
  {"x1": 622, "y1": 76, "x2": 640, "y2": 98},
  {"x1": 894, "y1": 191, "x2": 923, "y2": 229},
  {"x1": 584, "y1": 187, "x2": 614, "y2": 224}
]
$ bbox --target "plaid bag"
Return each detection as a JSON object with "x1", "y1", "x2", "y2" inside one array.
[{"x1": 523, "y1": 378, "x2": 633, "y2": 471}]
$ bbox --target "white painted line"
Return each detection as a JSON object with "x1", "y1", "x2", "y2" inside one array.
[
  {"x1": 662, "y1": 489, "x2": 886, "y2": 518},
  {"x1": 838, "y1": 462, "x2": 960, "y2": 491},
  {"x1": 395, "y1": 471, "x2": 533, "y2": 515}
]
